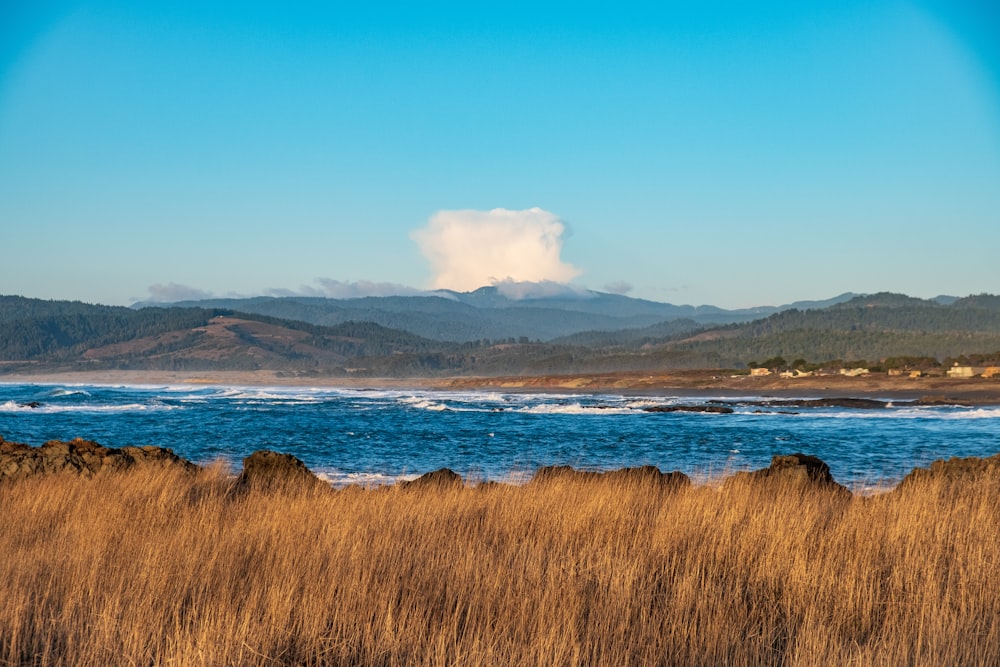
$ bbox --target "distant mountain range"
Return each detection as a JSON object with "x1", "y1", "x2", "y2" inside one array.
[
  {"x1": 137, "y1": 286, "x2": 867, "y2": 342},
  {"x1": 2, "y1": 290, "x2": 998, "y2": 375}
]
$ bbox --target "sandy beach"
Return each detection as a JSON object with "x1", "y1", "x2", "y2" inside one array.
[{"x1": 2, "y1": 369, "x2": 998, "y2": 404}]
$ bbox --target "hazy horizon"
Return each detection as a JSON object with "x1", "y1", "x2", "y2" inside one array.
[{"x1": 7, "y1": 281, "x2": 994, "y2": 313}]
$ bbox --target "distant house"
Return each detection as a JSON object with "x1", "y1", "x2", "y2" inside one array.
[
  {"x1": 947, "y1": 365, "x2": 985, "y2": 378},
  {"x1": 778, "y1": 369, "x2": 813, "y2": 378},
  {"x1": 984, "y1": 367, "x2": 1000, "y2": 378},
  {"x1": 839, "y1": 368, "x2": 870, "y2": 377},
  {"x1": 750, "y1": 368, "x2": 772, "y2": 377}
]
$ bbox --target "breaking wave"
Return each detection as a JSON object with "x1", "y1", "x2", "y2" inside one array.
[
  {"x1": 1, "y1": 400, "x2": 179, "y2": 414},
  {"x1": 314, "y1": 470, "x2": 420, "y2": 488}
]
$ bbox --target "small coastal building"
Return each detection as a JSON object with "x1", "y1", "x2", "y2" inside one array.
[
  {"x1": 947, "y1": 365, "x2": 985, "y2": 378},
  {"x1": 750, "y1": 367, "x2": 772, "y2": 377},
  {"x1": 840, "y1": 368, "x2": 870, "y2": 377},
  {"x1": 983, "y1": 367, "x2": 1000, "y2": 378}
]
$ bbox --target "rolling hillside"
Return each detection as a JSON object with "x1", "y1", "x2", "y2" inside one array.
[
  {"x1": 146, "y1": 287, "x2": 862, "y2": 342},
  {"x1": 2, "y1": 292, "x2": 999, "y2": 375}
]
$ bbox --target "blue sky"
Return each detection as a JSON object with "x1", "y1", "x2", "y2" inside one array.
[{"x1": 1, "y1": 1, "x2": 998, "y2": 309}]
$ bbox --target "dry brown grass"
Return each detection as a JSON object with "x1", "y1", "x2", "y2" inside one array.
[{"x1": 2, "y1": 466, "x2": 999, "y2": 666}]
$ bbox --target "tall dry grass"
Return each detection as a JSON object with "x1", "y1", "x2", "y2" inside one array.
[{"x1": 1, "y1": 464, "x2": 999, "y2": 666}]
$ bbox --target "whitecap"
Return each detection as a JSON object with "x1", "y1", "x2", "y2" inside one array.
[
  {"x1": 314, "y1": 470, "x2": 420, "y2": 488},
  {"x1": 515, "y1": 403, "x2": 631, "y2": 415},
  {"x1": 397, "y1": 396, "x2": 449, "y2": 411},
  {"x1": 0, "y1": 401, "x2": 179, "y2": 414},
  {"x1": 40, "y1": 387, "x2": 92, "y2": 398},
  {"x1": 624, "y1": 399, "x2": 662, "y2": 409}
]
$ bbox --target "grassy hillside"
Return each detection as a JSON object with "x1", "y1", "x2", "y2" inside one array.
[{"x1": 0, "y1": 296, "x2": 445, "y2": 373}]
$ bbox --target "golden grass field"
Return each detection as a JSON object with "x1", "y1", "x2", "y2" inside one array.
[{"x1": 2, "y1": 466, "x2": 999, "y2": 666}]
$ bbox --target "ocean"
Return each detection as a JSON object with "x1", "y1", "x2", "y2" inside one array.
[{"x1": 2, "y1": 382, "x2": 998, "y2": 489}]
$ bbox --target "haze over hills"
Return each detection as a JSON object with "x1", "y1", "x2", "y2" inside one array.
[{"x1": 140, "y1": 286, "x2": 864, "y2": 343}]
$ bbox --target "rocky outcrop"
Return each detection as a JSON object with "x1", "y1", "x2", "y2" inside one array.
[
  {"x1": 643, "y1": 405, "x2": 734, "y2": 414},
  {"x1": 770, "y1": 398, "x2": 888, "y2": 409},
  {"x1": 531, "y1": 464, "x2": 690, "y2": 489},
  {"x1": 894, "y1": 453, "x2": 1000, "y2": 491},
  {"x1": 236, "y1": 449, "x2": 327, "y2": 492},
  {"x1": 400, "y1": 468, "x2": 464, "y2": 489},
  {"x1": 715, "y1": 398, "x2": 890, "y2": 410},
  {"x1": 603, "y1": 465, "x2": 692, "y2": 489},
  {"x1": 724, "y1": 453, "x2": 850, "y2": 496},
  {"x1": 531, "y1": 464, "x2": 597, "y2": 483},
  {"x1": 0, "y1": 436, "x2": 196, "y2": 482}
]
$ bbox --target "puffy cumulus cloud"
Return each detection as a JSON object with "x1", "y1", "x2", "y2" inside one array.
[
  {"x1": 411, "y1": 207, "x2": 581, "y2": 292},
  {"x1": 265, "y1": 279, "x2": 429, "y2": 299},
  {"x1": 144, "y1": 282, "x2": 213, "y2": 303},
  {"x1": 603, "y1": 281, "x2": 633, "y2": 295}
]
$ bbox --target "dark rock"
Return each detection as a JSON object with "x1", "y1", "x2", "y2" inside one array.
[
  {"x1": 603, "y1": 465, "x2": 691, "y2": 489},
  {"x1": 531, "y1": 465, "x2": 599, "y2": 484},
  {"x1": 716, "y1": 398, "x2": 889, "y2": 410},
  {"x1": 120, "y1": 445, "x2": 196, "y2": 470},
  {"x1": 475, "y1": 480, "x2": 514, "y2": 491},
  {"x1": 531, "y1": 464, "x2": 690, "y2": 490},
  {"x1": 725, "y1": 453, "x2": 850, "y2": 496},
  {"x1": 0, "y1": 436, "x2": 196, "y2": 482},
  {"x1": 914, "y1": 396, "x2": 970, "y2": 407},
  {"x1": 643, "y1": 405, "x2": 734, "y2": 414},
  {"x1": 236, "y1": 450, "x2": 326, "y2": 492},
  {"x1": 19, "y1": 401, "x2": 42, "y2": 409},
  {"x1": 778, "y1": 398, "x2": 888, "y2": 409},
  {"x1": 399, "y1": 468, "x2": 464, "y2": 489},
  {"x1": 895, "y1": 453, "x2": 1000, "y2": 491}
]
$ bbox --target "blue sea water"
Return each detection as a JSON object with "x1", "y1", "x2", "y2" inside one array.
[{"x1": 2, "y1": 383, "x2": 999, "y2": 489}]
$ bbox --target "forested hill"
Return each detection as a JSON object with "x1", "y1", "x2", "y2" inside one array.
[
  {"x1": 2, "y1": 292, "x2": 1000, "y2": 375},
  {"x1": 0, "y1": 296, "x2": 443, "y2": 371},
  {"x1": 620, "y1": 292, "x2": 1000, "y2": 368},
  {"x1": 145, "y1": 293, "x2": 711, "y2": 341},
  {"x1": 732, "y1": 293, "x2": 1000, "y2": 336},
  {"x1": 147, "y1": 288, "x2": 862, "y2": 342},
  {"x1": 0, "y1": 296, "x2": 219, "y2": 360}
]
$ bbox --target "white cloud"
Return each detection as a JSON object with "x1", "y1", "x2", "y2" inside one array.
[
  {"x1": 315, "y1": 279, "x2": 427, "y2": 298},
  {"x1": 494, "y1": 279, "x2": 592, "y2": 300},
  {"x1": 265, "y1": 286, "x2": 324, "y2": 297},
  {"x1": 603, "y1": 281, "x2": 633, "y2": 295},
  {"x1": 265, "y1": 279, "x2": 429, "y2": 299},
  {"x1": 144, "y1": 282, "x2": 213, "y2": 302},
  {"x1": 411, "y1": 207, "x2": 581, "y2": 292}
]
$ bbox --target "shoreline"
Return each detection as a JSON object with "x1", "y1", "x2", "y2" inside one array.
[{"x1": 2, "y1": 368, "x2": 999, "y2": 404}]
